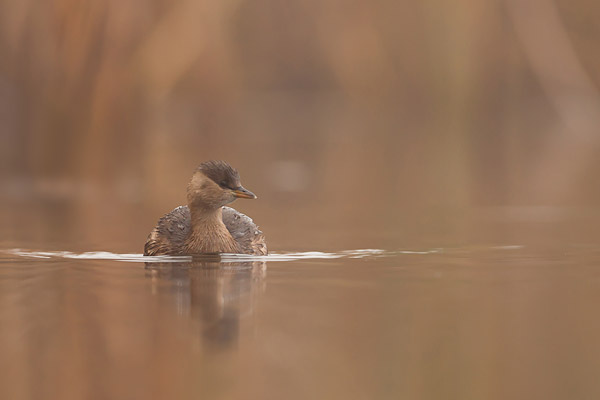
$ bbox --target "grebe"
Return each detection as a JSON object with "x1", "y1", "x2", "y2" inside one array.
[{"x1": 144, "y1": 161, "x2": 267, "y2": 256}]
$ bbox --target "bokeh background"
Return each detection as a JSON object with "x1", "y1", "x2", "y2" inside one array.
[
  {"x1": 2, "y1": 0, "x2": 600, "y2": 252},
  {"x1": 4, "y1": 2, "x2": 600, "y2": 400}
]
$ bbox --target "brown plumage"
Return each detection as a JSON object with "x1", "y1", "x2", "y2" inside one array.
[{"x1": 144, "y1": 161, "x2": 267, "y2": 256}]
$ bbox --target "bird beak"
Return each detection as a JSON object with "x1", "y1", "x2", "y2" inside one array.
[{"x1": 232, "y1": 186, "x2": 257, "y2": 199}]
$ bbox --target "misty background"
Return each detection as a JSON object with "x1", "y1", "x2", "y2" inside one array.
[{"x1": 1, "y1": 0, "x2": 600, "y2": 252}]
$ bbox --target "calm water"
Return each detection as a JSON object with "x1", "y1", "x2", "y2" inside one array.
[{"x1": 2, "y1": 243, "x2": 600, "y2": 400}]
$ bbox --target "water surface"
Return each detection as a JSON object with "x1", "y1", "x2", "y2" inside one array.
[{"x1": 2, "y1": 244, "x2": 600, "y2": 400}]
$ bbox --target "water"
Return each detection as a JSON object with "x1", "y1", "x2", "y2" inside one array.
[{"x1": 2, "y1": 245, "x2": 600, "y2": 400}]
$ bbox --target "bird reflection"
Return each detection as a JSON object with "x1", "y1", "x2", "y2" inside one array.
[{"x1": 144, "y1": 256, "x2": 266, "y2": 350}]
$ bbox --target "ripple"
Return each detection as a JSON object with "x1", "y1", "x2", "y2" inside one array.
[{"x1": 1, "y1": 248, "x2": 442, "y2": 263}]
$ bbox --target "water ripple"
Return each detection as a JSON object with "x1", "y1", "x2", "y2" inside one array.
[{"x1": 1, "y1": 248, "x2": 442, "y2": 263}]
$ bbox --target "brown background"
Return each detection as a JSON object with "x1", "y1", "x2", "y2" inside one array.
[{"x1": 1, "y1": 0, "x2": 600, "y2": 252}]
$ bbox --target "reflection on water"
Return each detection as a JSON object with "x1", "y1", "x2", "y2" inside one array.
[{"x1": 145, "y1": 259, "x2": 266, "y2": 351}]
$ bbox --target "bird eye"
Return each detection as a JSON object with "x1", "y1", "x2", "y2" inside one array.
[{"x1": 220, "y1": 181, "x2": 228, "y2": 188}]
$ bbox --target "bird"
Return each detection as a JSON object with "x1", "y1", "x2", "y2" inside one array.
[{"x1": 144, "y1": 160, "x2": 267, "y2": 256}]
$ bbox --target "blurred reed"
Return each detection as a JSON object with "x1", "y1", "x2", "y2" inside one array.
[{"x1": 1, "y1": 0, "x2": 600, "y2": 250}]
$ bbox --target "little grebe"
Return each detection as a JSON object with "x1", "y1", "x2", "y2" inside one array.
[{"x1": 144, "y1": 160, "x2": 267, "y2": 256}]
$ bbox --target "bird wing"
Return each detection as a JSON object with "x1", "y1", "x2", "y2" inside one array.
[
  {"x1": 144, "y1": 206, "x2": 191, "y2": 256},
  {"x1": 222, "y1": 206, "x2": 268, "y2": 255}
]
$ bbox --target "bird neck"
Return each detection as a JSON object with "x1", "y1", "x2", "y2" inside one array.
[{"x1": 186, "y1": 206, "x2": 239, "y2": 253}]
